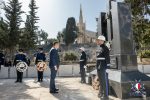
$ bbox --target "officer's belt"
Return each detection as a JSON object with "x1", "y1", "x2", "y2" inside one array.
[
  {"x1": 97, "y1": 58, "x2": 105, "y2": 60},
  {"x1": 80, "y1": 60, "x2": 84, "y2": 62},
  {"x1": 107, "y1": 64, "x2": 111, "y2": 66},
  {"x1": 16, "y1": 60, "x2": 22, "y2": 62},
  {"x1": 37, "y1": 60, "x2": 43, "y2": 62}
]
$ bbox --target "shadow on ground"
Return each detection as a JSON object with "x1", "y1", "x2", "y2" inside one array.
[
  {"x1": 0, "y1": 78, "x2": 99, "y2": 100},
  {"x1": 0, "y1": 79, "x2": 37, "y2": 100},
  {"x1": 40, "y1": 77, "x2": 98, "y2": 100}
]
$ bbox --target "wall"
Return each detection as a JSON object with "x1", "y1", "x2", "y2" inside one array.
[{"x1": 0, "y1": 64, "x2": 80, "y2": 79}]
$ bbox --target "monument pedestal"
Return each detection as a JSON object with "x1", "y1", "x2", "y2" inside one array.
[
  {"x1": 96, "y1": 1, "x2": 150, "y2": 99},
  {"x1": 107, "y1": 69, "x2": 150, "y2": 99}
]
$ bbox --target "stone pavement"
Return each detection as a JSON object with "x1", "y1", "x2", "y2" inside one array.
[{"x1": 0, "y1": 77, "x2": 102, "y2": 100}]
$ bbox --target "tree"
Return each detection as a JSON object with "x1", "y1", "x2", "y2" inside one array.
[
  {"x1": 19, "y1": 28, "x2": 31, "y2": 51},
  {"x1": 125, "y1": 0, "x2": 150, "y2": 59},
  {"x1": 28, "y1": 0, "x2": 39, "y2": 44},
  {"x1": 47, "y1": 38, "x2": 58, "y2": 48},
  {"x1": 64, "y1": 17, "x2": 77, "y2": 46},
  {"x1": 62, "y1": 28, "x2": 66, "y2": 37},
  {"x1": 3, "y1": 0, "x2": 24, "y2": 50},
  {"x1": 38, "y1": 29, "x2": 48, "y2": 45},
  {"x1": 57, "y1": 31, "x2": 64, "y2": 43},
  {"x1": 0, "y1": 18, "x2": 9, "y2": 49},
  {"x1": 57, "y1": 32, "x2": 62, "y2": 42},
  {"x1": 47, "y1": 38, "x2": 58, "y2": 44},
  {"x1": 125, "y1": 0, "x2": 150, "y2": 49},
  {"x1": 19, "y1": 15, "x2": 37, "y2": 50},
  {"x1": 19, "y1": 0, "x2": 39, "y2": 50}
]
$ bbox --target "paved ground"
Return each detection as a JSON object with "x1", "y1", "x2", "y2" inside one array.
[{"x1": 0, "y1": 77, "x2": 101, "y2": 100}]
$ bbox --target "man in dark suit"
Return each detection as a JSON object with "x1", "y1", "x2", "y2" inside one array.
[
  {"x1": 35, "y1": 48, "x2": 46, "y2": 82},
  {"x1": 13, "y1": 49, "x2": 27, "y2": 83},
  {"x1": 49, "y1": 41, "x2": 60, "y2": 93},
  {"x1": 79, "y1": 47, "x2": 87, "y2": 83},
  {"x1": 0, "y1": 51, "x2": 5, "y2": 71}
]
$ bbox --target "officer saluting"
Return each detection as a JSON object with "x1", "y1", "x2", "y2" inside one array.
[
  {"x1": 35, "y1": 48, "x2": 46, "y2": 82},
  {"x1": 79, "y1": 47, "x2": 87, "y2": 83},
  {"x1": 96, "y1": 35, "x2": 110, "y2": 100},
  {"x1": 13, "y1": 49, "x2": 27, "y2": 83}
]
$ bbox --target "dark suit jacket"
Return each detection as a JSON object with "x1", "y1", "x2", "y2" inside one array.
[{"x1": 49, "y1": 48, "x2": 60, "y2": 68}]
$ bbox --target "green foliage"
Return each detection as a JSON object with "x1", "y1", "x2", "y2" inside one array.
[
  {"x1": 64, "y1": 52, "x2": 77, "y2": 61},
  {"x1": 47, "y1": 38, "x2": 58, "y2": 46},
  {"x1": 28, "y1": 0, "x2": 39, "y2": 46},
  {"x1": 125, "y1": 0, "x2": 150, "y2": 49},
  {"x1": 0, "y1": 0, "x2": 48, "y2": 53},
  {"x1": 125, "y1": 0, "x2": 150, "y2": 16},
  {"x1": 38, "y1": 29, "x2": 48, "y2": 44},
  {"x1": 29, "y1": 0, "x2": 39, "y2": 33},
  {"x1": 64, "y1": 17, "x2": 77, "y2": 46},
  {"x1": 19, "y1": 29, "x2": 33, "y2": 50},
  {"x1": 19, "y1": 15, "x2": 36, "y2": 50},
  {"x1": 3, "y1": 0, "x2": 24, "y2": 49},
  {"x1": 25, "y1": 15, "x2": 37, "y2": 46},
  {"x1": 140, "y1": 50, "x2": 150, "y2": 58},
  {"x1": 57, "y1": 28, "x2": 67, "y2": 43},
  {"x1": 57, "y1": 31, "x2": 63, "y2": 42},
  {"x1": 0, "y1": 18, "x2": 9, "y2": 49},
  {"x1": 19, "y1": 0, "x2": 39, "y2": 50}
]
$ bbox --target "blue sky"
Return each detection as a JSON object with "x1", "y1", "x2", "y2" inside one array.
[{"x1": 1, "y1": 0, "x2": 107, "y2": 38}]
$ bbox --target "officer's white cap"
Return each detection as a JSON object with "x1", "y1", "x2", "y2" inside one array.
[
  {"x1": 79, "y1": 47, "x2": 85, "y2": 51},
  {"x1": 97, "y1": 35, "x2": 106, "y2": 41}
]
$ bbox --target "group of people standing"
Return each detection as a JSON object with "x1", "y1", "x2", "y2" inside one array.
[
  {"x1": 0, "y1": 35, "x2": 110, "y2": 99},
  {"x1": 12, "y1": 41, "x2": 60, "y2": 93}
]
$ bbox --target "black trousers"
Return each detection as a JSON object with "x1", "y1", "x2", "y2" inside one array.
[
  {"x1": 50, "y1": 68, "x2": 57, "y2": 91},
  {"x1": 37, "y1": 71, "x2": 43, "y2": 81},
  {"x1": 16, "y1": 70, "x2": 23, "y2": 82},
  {"x1": 97, "y1": 69, "x2": 109, "y2": 97},
  {"x1": 80, "y1": 63, "x2": 86, "y2": 83}
]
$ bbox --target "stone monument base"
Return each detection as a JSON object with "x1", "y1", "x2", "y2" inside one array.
[{"x1": 107, "y1": 69, "x2": 150, "y2": 99}]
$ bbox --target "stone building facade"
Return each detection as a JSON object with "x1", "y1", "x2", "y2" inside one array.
[{"x1": 76, "y1": 5, "x2": 97, "y2": 44}]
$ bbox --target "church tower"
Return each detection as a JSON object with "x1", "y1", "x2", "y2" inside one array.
[
  {"x1": 78, "y1": 4, "x2": 86, "y2": 33},
  {"x1": 77, "y1": 4, "x2": 86, "y2": 43},
  {"x1": 79, "y1": 4, "x2": 83, "y2": 25},
  {"x1": 76, "y1": 4, "x2": 97, "y2": 44}
]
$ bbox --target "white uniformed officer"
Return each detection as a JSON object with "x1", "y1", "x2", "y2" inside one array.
[{"x1": 96, "y1": 35, "x2": 110, "y2": 100}]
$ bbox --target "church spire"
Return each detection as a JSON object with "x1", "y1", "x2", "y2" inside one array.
[{"x1": 79, "y1": 4, "x2": 83, "y2": 24}]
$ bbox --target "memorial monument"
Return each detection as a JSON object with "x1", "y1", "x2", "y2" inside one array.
[{"x1": 97, "y1": 0, "x2": 150, "y2": 99}]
